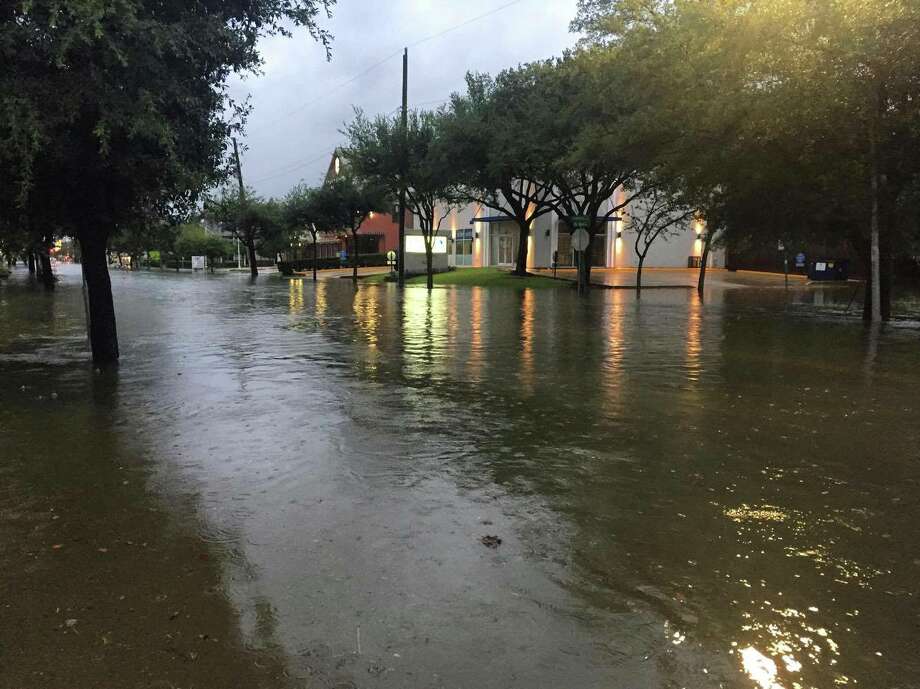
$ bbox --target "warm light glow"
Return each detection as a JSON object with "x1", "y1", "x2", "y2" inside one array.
[
  {"x1": 519, "y1": 289, "x2": 535, "y2": 391},
  {"x1": 334, "y1": 156, "x2": 341, "y2": 175},
  {"x1": 369, "y1": 211, "x2": 375, "y2": 219},
  {"x1": 740, "y1": 647, "x2": 785, "y2": 689},
  {"x1": 288, "y1": 278, "x2": 304, "y2": 313}
]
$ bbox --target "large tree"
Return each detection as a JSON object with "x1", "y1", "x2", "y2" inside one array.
[
  {"x1": 207, "y1": 190, "x2": 284, "y2": 278},
  {"x1": 539, "y1": 51, "x2": 648, "y2": 289},
  {"x1": 282, "y1": 185, "x2": 323, "y2": 282},
  {"x1": 575, "y1": 0, "x2": 920, "y2": 318},
  {"x1": 345, "y1": 109, "x2": 463, "y2": 289},
  {"x1": 442, "y1": 68, "x2": 564, "y2": 275},
  {"x1": 312, "y1": 174, "x2": 389, "y2": 284},
  {"x1": 0, "y1": 0, "x2": 333, "y2": 363}
]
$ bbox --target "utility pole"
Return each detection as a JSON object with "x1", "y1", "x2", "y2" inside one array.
[
  {"x1": 232, "y1": 136, "x2": 258, "y2": 278},
  {"x1": 397, "y1": 48, "x2": 408, "y2": 287},
  {"x1": 232, "y1": 137, "x2": 245, "y2": 200}
]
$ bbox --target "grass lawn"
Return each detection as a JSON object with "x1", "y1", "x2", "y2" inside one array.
[{"x1": 362, "y1": 267, "x2": 569, "y2": 289}]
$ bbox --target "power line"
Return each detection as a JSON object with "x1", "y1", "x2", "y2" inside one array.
[
  {"x1": 245, "y1": 0, "x2": 534, "y2": 188},
  {"x1": 250, "y1": 149, "x2": 337, "y2": 185},
  {"x1": 408, "y1": 0, "x2": 526, "y2": 49},
  {"x1": 253, "y1": 50, "x2": 405, "y2": 133},
  {"x1": 247, "y1": 0, "x2": 531, "y2": 135}
]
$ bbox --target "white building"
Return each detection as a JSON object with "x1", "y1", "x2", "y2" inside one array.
[{"x1": 421, "y1": 189, "x2": 724, "y2": 272}]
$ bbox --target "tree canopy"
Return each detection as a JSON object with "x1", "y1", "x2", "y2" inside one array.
[{"x1": 0, "y1": 0, "x2": 333, "y2": 361}]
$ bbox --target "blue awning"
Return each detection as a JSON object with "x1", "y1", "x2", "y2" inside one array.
[
  {"x1": 470, "y1": 216, "x2": 514, "y2": 224},
  {"x1": 470, "y1": 216, "x2": 622, "y2": 225}
]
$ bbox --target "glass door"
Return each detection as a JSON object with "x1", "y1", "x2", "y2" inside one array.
[
  {"x1": 498, "y1": 235, "x2": 514, "y2": 265},
  {"x1": 454, "y1": 229, "x2": 473, "y2": 266}
]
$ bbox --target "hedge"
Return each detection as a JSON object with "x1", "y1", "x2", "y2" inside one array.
[{"x1": 278, "y1": 253, "x2": 389, "y2": 276}]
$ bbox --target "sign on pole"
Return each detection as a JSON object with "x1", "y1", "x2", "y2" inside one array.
[
  {"x1": 191, "y1": 256, "x2": 205, "y2": 271},
  {"x1": 571, "y1": 215, "x2": 591, "y2": 252},
  {"x1": 572, "y1": 229, "x2": 590, "y2": 252}
]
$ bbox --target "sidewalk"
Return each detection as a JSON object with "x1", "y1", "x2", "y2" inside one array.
[
  {"x1": 291, "y1": 266, "x2": 390, "y2": 280},
  {"x1": 536, "y1": 268, "x2": 811, "y2": 289}
]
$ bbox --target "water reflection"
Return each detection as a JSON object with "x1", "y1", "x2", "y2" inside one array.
[
  {"x1": 518, "y1": 288, "x2": 536, "y2": 392},
  {"x1": 467, "y1": 287, "x2": 485, "y2": 382},
  {"x1": 288, "y1": 278, "x2": 304, "y2": 314},
  {"x1": 402, "y1": 286, "x2": 450, "y2": 383},
  {"x1": 3, "y1": 266, "x2": 919, "y2": 689},
  {"x1": 685, "y1": 292, "x2": 703, "y2": 383},
  {"x1": 353, "y1": 285, "x2": 380, "y2": 350}
]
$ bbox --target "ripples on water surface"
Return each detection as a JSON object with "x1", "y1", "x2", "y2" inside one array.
[{"x1": 1, "y1": 265, "x2": 918, "y2": 689}]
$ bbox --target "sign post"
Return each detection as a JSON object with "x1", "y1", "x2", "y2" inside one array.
[{"x1": 571, "y1": 216, "x2": 591, "y2": 294}]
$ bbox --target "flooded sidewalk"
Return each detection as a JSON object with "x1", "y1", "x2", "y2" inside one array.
[
  {"x1": 1, "y1": 264, "x2": 918, "y2": 689},
  {"x1": 537, "y1": 267, "x2": 815, "y2": 290}
]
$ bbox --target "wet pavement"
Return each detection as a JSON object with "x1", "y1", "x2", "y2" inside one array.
[{"x1": 1, "y1": 264, "x2": 918, "y2": 689}]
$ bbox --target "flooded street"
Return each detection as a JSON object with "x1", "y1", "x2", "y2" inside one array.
[{"x1": 1, "y1": 264, "x2": 918, "y2": 689}]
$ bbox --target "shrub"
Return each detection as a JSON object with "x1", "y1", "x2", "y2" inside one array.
[{"x1": 277, "y1": 253, "x2": 389, "y2": 276}]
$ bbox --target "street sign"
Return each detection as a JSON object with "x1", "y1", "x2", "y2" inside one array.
[
  {"x1": 386, "y1": 250, "x2": 397, "y2": 268},
  {"x1": 191, "y1": 256, "x2": 205, "y2": 271},
  {"x1": 795, "y1": 252, "x2": 806, "y2": 268},
  {"x1": 572, "y1": 228, "x2": 590, "y2": 252},
  {"x1": 571, "y1": 215, "x2": 590, "y2": 231}
]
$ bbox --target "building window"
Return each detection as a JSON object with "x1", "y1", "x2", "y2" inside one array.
[{"x1": 455, "y1": 228, "x2": 473, "y2": 266}]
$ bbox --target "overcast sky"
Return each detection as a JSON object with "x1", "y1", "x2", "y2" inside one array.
[{"x1": 231, "y1": 0, "x2": 581, "y2": 198}]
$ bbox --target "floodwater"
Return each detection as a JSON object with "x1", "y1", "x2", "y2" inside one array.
[{"x1": 1, "y1": 264, "x2": 918, "y2": 689}]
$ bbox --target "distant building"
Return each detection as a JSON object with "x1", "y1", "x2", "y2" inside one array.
[
  {"x1": 324, "y1": 150, "x2": 723, "y2": 271},
  {"x1": 429, "y1": 192, "x2": 723, "y2": 272},
  {"x1": 325, "y1": 149, "x2": 407, "y2": 255}
]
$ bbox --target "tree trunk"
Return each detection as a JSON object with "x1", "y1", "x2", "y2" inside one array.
[
  {"x1": 868, "y1": 130, "x2": 882, "y2": 323},
  {"x1": 351, "y1": 230, "x2": 359, "y2": 283},
  {"x1": 862, "y1": 246, "x2": 893, "y2": 322},
  {"x1": 312, "y1": 234, "x2": 318, "y2": 282},
  {"x1": 426, "y1": 245, "x2": 434, "y2": 290},
  {"x1": 698, "y1": 233, "x2": 713, "y2": 297},
  {"x1": 38, "y1": 249, "x2": 54, "y2": 289},
  {"x1": 513, "y1": 221, "x2": 529, "y2": 276},
  {"x1": 79, "y1": 232, "x2": 120, "y2": 365},
  {"x1": 636, "y1": 257, "x2": 644, "y2": 299},
  {"x1": 27, "y1": 252, "x2": 35, "y2": 274},
  {"x1": 247, "y1": 240, "x2": 258, "y2": 279}
]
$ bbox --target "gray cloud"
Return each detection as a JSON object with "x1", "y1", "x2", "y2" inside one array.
[{"x1": 231, "y1": 0, "x2": 580, "y2": 198}]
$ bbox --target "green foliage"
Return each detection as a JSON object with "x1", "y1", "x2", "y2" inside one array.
[
  {"x1": 442, "y1": 66, "x2": 561, "y2": 222},
  {"x1": 278, "y1": 253, "x2": 389, "y2": 276},
  {"x1": 1, "y1": 0, "x2": 334, "y2": 359},
  {"x1": 576, "y1": 0, "x2": 920, "y2": 256},
  {"x1": 310, "y1": 174, "x2": 390, "y2": 235},
  {"x1": 174, "y1": 224, "x2": 232, "y2": 265},
  {"x1": 205, "y1": 190, "x2": 285, "y2": 256},
  {"x1": 345, "y1": 108, "x2": 462, "y2": 286},
  {"x1": 109, "y1": 218, "x2": 179, "y2": 259},
  {"x1": 282, "y1": 184, "x2": 322, "y2": 234},
  {"x1": 0, "y1": 0, "x2": 333, "y2": 243}
]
